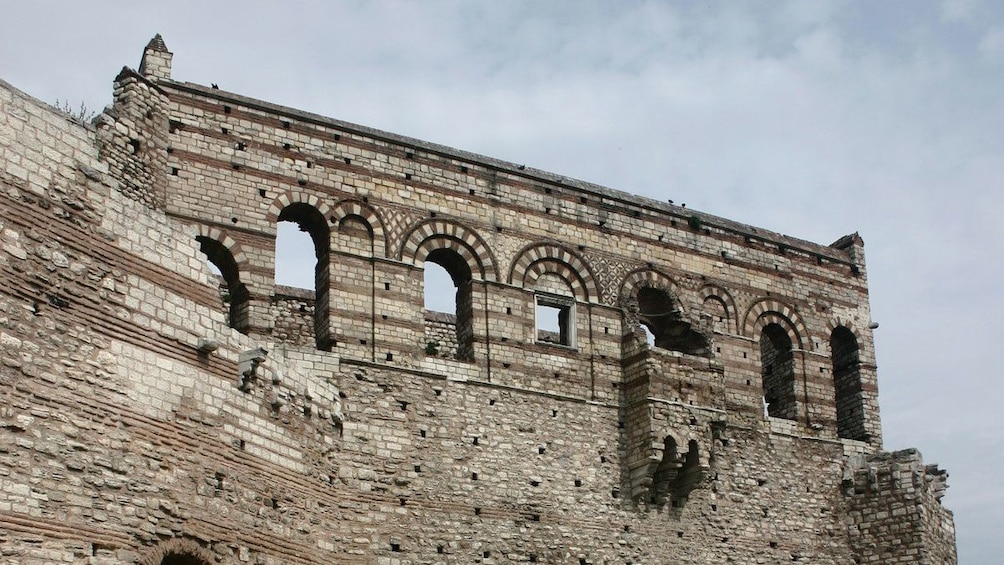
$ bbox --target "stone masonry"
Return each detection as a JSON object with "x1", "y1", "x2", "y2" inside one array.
[{"x1": 0, "y1": 36, "x2": 956, "y2": 564}]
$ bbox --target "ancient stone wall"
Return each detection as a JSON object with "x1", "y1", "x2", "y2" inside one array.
[{"x1": 0, "y1": 36, "x2": 956, "y2": 564}]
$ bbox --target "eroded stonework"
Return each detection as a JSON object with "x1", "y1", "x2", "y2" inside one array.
[{"x1": 0, "y1": 36, "x2": 955, "y2": 564}]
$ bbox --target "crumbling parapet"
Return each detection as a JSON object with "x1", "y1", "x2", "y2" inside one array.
[
  {"x1": 95, "y1": 67, "x2": 170, "y2": 209},
  {"x1": 843, "y1": 448, "x2": 956, "y2": 564}
]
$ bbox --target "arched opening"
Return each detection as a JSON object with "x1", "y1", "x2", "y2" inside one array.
[
  {"x1": 196, "y1": 236, "x2": 249, "y2": 334},
  {"x1": 760, "y1": 323, "x2": 797, "y2": 420},
  {"x1": 637, "y1": 287, "x2": 708, "y2": 355},
  {"x1": 276, "y1": 203, "x2": 331, "y2": 350},
  {"x1": 831, "y1": 326, "x2": 866, "y2": 440},
  {"x1": 161, "y1": 553, "x2": 207, "y2": 565},
  {"x1": 424, "y1": 248, "x2": 474, "y2": 361}
]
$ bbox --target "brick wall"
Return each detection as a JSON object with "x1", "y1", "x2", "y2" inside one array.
[{"x1": 0, "y1": 37, "x2": 955, "y2": 564}]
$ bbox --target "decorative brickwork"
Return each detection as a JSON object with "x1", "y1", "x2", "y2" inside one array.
[{"x1": 0, "y1": 37, "x2": 956, "y2": 564}]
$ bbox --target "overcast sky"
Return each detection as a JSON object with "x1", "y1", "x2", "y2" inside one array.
[{"x1": 2, "y1": 1, "x2": 1001, "y2": 561}]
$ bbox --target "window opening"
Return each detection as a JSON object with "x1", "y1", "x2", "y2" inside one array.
[
  {"x1": 760, "y1": 323, "x2": 796, "y2": 420},
  {"x1": 196, "y1": 236, "x2": 249, "y2": 335},
  {"x1": 276, "y1": 203, "x2": 331, "y2": 350},
  {"x1": 535, "y1": 294, "x2": 574, "y2": 347},
  {"x1": 424, "y1": 262, "x2": 455, "y2": 314},
  {"x1": 831, "y1": 326, "x2": 866, "y2": 440},
  {"x1": 424, "y1": 248, "x2": 474, "y2": 361},
  {"x1": 637, "y1": 287, "x2": 708, "y2": 355},
  {"x1": 274, "y1": 221, "x2": 316, "y2": 289}
]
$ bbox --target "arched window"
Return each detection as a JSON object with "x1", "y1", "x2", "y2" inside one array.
[
  {"x1": 424, "y1": 248, "x2": 474, "y2": 361},
  {"x1": 276, "y1": 203, "x2": 331, "y2": 350},
  {"x1": 196, "y1": 236, "x2": 249, "y2": 334},
  {"x1": 760, "y1": 323, "x2": 797, "y2": 420},
  {"x1": 637, "y1": 287, "x2": 709, "y2": 355},
  {"x1": 831, "y1": 326, "x2": 866, "y2": 440}
]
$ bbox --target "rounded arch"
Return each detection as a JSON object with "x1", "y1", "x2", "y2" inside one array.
[
  {"x1": 509, "y1": 242, "x2": 599, "y2": 302},
  {"x1": 618, "y1": 268, "x2": 710, "y2": 355},
  {"x1": 266, "y1": 189, "x2": 333, "y2": 226},
  {"x1": 330, "y1": 198, "x2": 386, "y2": 256},
  {"x1": 618, "y1": 268, "x2": 681, "y2": 308},
  {"x1": 194, "y1": 225, "x2": 248, "y2": 268},
  {"x1": 825, "y1": 316, "x2": 859, "y2": 337},
  {"x1": 139, "y1": 539, "x2": 213, "y2": 565},
  {"x1": 271, "y1": 196, "x2": 333, "y2": 351},
  {"x1": 399, "y1": 219, "x2": 498, "y2": 281},
  {"x1": 277, "y1": 203, "x2": 330, "y2": 258},
  {"x1": 699, "y1": 284, "x2": 738, "y2": 333},
  {"x1": 759, "y1": 321, "x2": 798, "y2": 420},
  {"x1": 743, "y1": 298, "x2": 808, "y2": 349},
  {"x1": 194, "y1": 226, "x2": 250, "y2": 334},
  {"x1": 830, "y1": 323, "x2": 866, "y2": 440}
]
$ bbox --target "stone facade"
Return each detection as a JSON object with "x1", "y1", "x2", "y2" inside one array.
[{"x1": 0, "y1": 36, "x2": 956, "y2": 564}]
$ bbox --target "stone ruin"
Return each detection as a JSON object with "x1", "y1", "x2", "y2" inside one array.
[{"x1": 0, "y1": 36, "x2": 956, "y2": 564}]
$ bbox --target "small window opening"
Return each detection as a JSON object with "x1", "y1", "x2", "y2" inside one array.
[{"x1": 535, "y1": 294, "x2": 574, "y2": 347}]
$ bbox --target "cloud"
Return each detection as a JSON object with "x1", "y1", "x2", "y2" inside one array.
[{"x1": 980, "y1": 27, "x2": 1004, "y2": 61}]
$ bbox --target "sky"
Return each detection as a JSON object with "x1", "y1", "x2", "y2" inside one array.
[{"x1": 2, "y1": 1, "x2": 1001, "y2": 561}]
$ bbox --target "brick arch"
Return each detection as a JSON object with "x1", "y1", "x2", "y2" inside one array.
[
  {"x1": 330, "y1": 198, "x2": 387, "y2": 256},
  {"x1": 699, "y1": 284, "x2": 738, "y2": 333},
  {"x1": 743, "y1": 298, "x2": 808, "y2": 349},
  {"x1": 266, "y1": 189, "x2": 333, "y2": 224},
  {"x1": 509, "y1": 242, "x2": 599, "y2": 302},
  {"x1": 195, "y1": 225, "x2": 251, "y2": 334},
  {"x1": 399, "y1": 219, "x2": 498, "y2": 282},
  {"x1": 139, "y1": 538, "x2": 214, "y2": 565},
  {"x1": 825, "y1": 316, "x2": 859, "y2": 337},
  {"x1": 194, "y1": 225, "x2": 248, "y2": 267},
  {"x1": 618, "y1": 268, "x2": 682, "y2": 308}
]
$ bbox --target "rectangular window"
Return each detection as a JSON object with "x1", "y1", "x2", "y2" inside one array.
[{"x1": 535, "y1": 294, "x2": 575, "y2": 347}]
